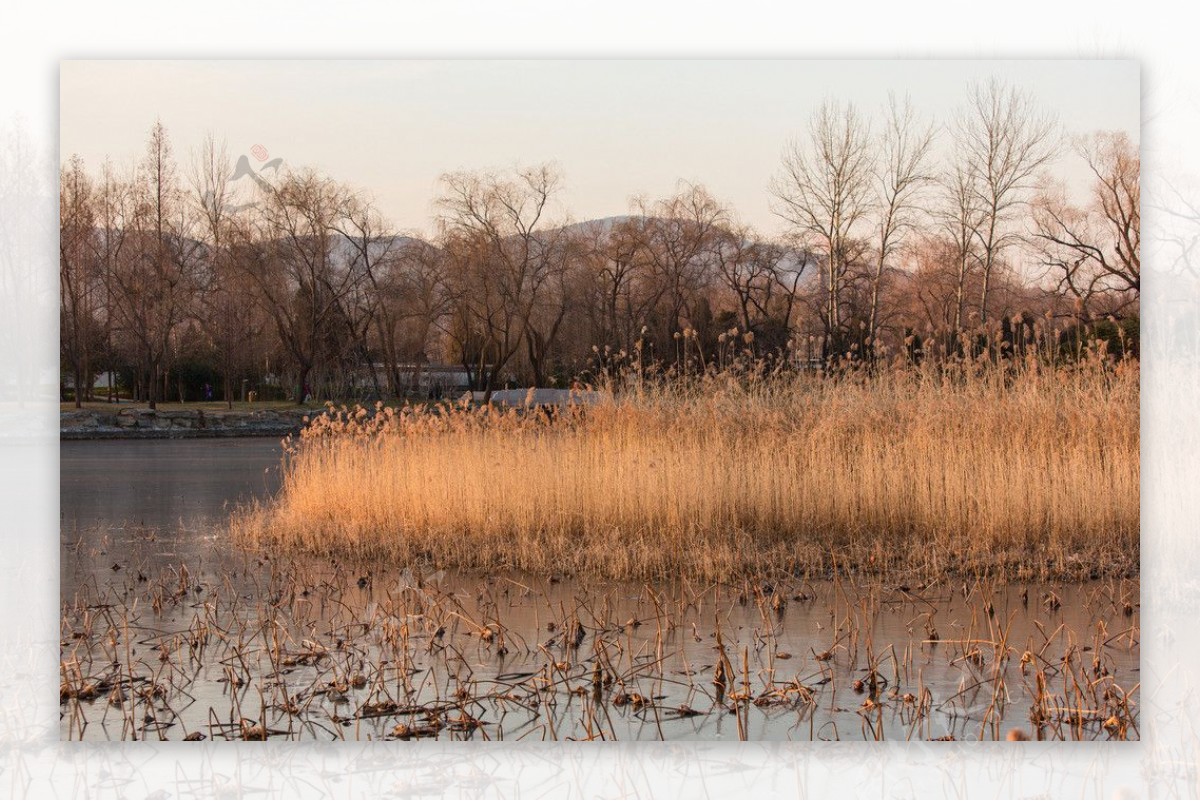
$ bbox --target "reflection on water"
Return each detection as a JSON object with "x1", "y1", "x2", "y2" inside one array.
[
  {"x1": 61, "y1": 438, "x2": 283, "y2": 530},
  {"x1": 59, "y1": 440, "x2": 1140, "y2": 742}
]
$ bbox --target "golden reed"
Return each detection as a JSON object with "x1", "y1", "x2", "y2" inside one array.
[{"x1": 233, "y1": 357, "x2": 1139, "y2": 582}]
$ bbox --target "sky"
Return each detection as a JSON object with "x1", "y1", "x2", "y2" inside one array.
[{"x1": 60, "y1": 60, "x2": 1139, "y2": 238}]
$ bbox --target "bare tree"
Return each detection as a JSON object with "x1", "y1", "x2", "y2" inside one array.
[
  {"x1": 436, "y1": 164, "x2": 564, "y2": 398},
  {"x1": 191, "y1": 134, "x2": 258, "y2": 407},
  {"x1": 955, "y1": 79, "x2": 1058, "y2": 325},
  {"x1": 713, "y1": 224, "x2": 806, "y2": 351},
  {"x1": 332, "y1": 193, "x2": 406, "y2": 398},
  {"x1": 772, "y1": 99, "x2": 875, "y2": 357},
  {"x1": 193, "y1": 133, "x2": 233, "y2": 242},
  {"x1": 60, "y1": 155, "x2": 98, "y2": 407},
  {"x1": 1034, "y1": 131, "x2": 1140, "y2": 319},
  {"x1": 105, "y1": 121, "x2": 200, "y2": 408},
  {"x1": 629, "y1": 184, "x2": 728, "y2": 350},
  {"x1": 578, "y1": 217, "x2": 671, "y2": 362},
  {"x1": 576, "y1": 220, "x2": 632, "y2": 357},
  {"x1": 244, "y1": 168, "x2": 357, "y2": 404},
  {"x1": 522, "y1": 228, "x2": 580, "y2": 386},
  {"x1": 867, "y1": 95, "x2": 934, "y2": 351},
  {"x1": 937, "y1": 157, "x2": 986, "y2": 340},
  {"x1": 386, "y1": 238, "x2": 450, "y2": 394},
  {"x1": 92, "y1": 161, "x2": 131, "y2": 402},
  {"x1": 61, "y1": 85, "x2": 1136, "y2": 401},
  {"x1": 204, "y1": 232, "x2": 268, "y2": 406}
]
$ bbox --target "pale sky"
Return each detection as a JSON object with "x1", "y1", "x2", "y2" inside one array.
[{"x1": 60, "y1": 60, "x2": 1139, "y2": 238}]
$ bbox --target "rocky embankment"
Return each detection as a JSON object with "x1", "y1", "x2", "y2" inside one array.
[{"x1": 60, "y1": 408, "x2": 318, "y2": 439}]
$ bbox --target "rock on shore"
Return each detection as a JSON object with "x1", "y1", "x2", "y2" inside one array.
[{"x1": 60, "y1": 408, "x2": 319, "y2": 439}]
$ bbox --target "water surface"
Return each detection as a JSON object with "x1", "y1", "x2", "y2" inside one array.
[
  {"x1": 59, "y1": 439, "x2": 1140, "y2": 742},
  {"x1": 61, "y1": 438, "x2": 283, "y2": 530}
]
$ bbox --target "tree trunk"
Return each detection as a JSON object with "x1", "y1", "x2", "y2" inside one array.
[
  {"x1": 481, "y1": 368, "x2": 496, "y2": 404},
  {"x1": 297, "y1": 363, "x2": 312, "y2": 406},
  {"x1": 979, "y1": 269, "x2": 991, "y2": 327}
]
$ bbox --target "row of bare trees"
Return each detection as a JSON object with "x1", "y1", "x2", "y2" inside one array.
[{"x1": 60, "y1": 81, "x2": 1140, "y2": 406}]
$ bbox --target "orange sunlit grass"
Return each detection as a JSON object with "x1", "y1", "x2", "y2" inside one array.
[{"x1": 233, "y1": 357, "x2": 1139, "y2": 582}]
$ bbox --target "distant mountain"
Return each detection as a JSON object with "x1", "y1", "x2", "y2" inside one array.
[
  {"x1": 85, "y1": 219, "x2": 812, "y2": 279},
  {"x1": 326, "y1": 234, "x2": 435, "y2": 263},
  {"x1": 555, "y1": 216, "x2": 636, "y2": 236}
]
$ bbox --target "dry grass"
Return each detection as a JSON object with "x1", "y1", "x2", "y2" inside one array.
[{"x1": 232, "y1": 358, "x2": 1139, "y2": 582}]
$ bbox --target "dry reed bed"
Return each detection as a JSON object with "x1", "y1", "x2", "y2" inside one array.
[
  {"x1": 60, "y1": 536, "x2": 1141, "y2": 742},
  {"x1": 233, "y1": 360, "x2": 1139, "y2": 581}
]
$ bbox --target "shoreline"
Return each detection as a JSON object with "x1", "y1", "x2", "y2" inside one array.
[{"x1": 60, "y1": 408, "x2": 317, "y2": 440}]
